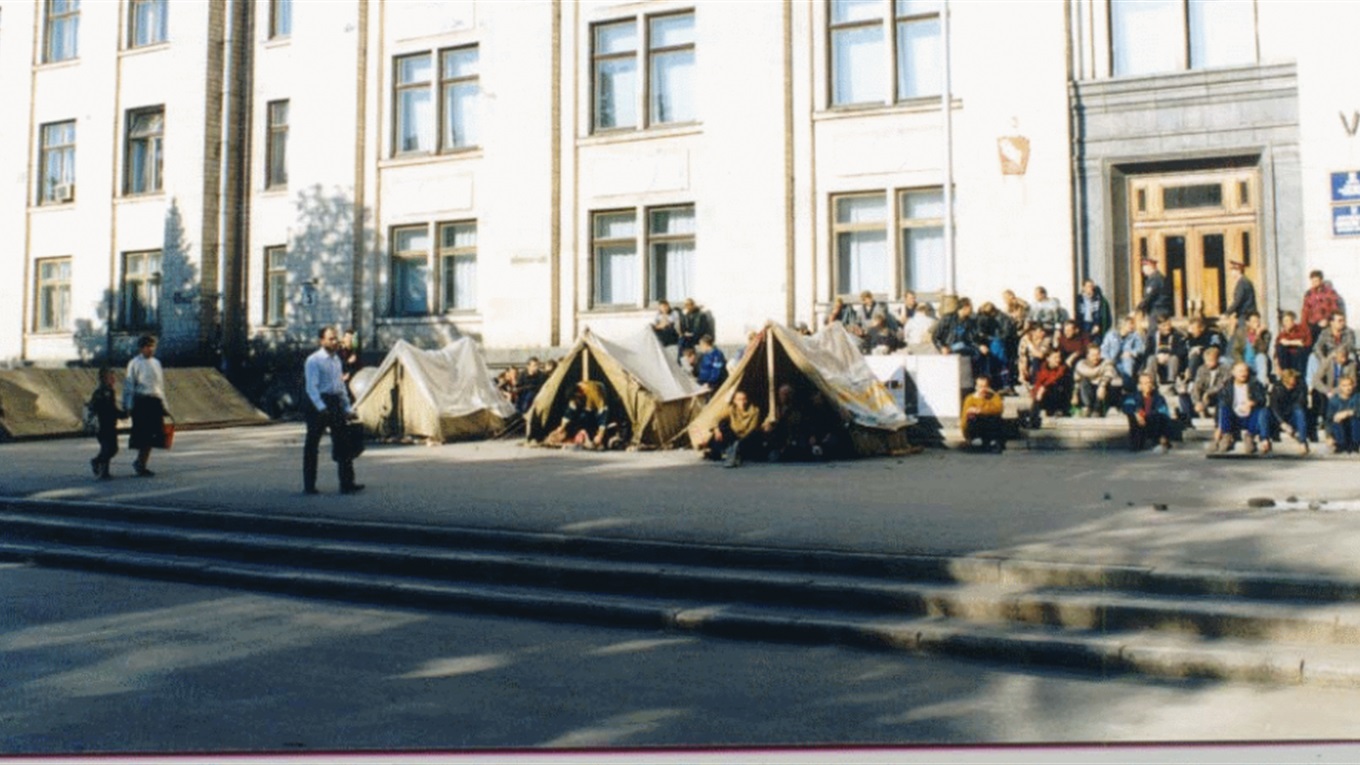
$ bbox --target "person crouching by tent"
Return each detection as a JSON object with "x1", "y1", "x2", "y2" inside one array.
[
  {"x1": 764, "y1": 385, "x2": 842, "y2": 462},
  {"x1": 544, "y1": 381, "x2": 621, "y2": 450},
  {"x1": 961, "y1": 376, "x2": 1006, "y2": 453},
  {"x1": 704, "y1": 390, "x2": 764, "y2": 468}
]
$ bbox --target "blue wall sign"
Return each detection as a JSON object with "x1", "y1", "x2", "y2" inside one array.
[
  {"x1": 1333, "y1": 205, "x2": 1360, "y2": 237},
  {"x1": 1332, "y1": 172, "x2": 1360, "y2": 203}
]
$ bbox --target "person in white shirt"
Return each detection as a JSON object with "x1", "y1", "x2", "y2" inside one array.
[
  {"x1": 303, "y1": 326, "x2": 363, "y2": 494},
  {"x1": 123, "y1": 335, "x2": 168, "y2": 477}
]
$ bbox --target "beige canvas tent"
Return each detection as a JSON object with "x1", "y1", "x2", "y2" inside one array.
[
  {"x1": 0, "y1": 367, "x2": 268, "y2": 439},
  {"x1": 527, "y1": 327, "x2": 707, "y2": 448},
  {"x1": 353, "y1": 339, "x2": 516, "y2": 443},
  {"x1": 687, "y1": 322, "x2": 913, "y2": 456}
]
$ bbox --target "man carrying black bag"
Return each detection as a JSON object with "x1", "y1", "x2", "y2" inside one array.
[{"x1": 303, "y1": 326, "x2": 365, "y2": 495}]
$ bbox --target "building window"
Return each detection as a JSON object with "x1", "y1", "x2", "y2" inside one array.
[
  {"x1": 648, "y1": 205, "x2": 695, "y2": 303},
  {"x1": 441, "y1": 47, "x2": 479, "y2": 150},
  {"x1": 264, "y1": 246, "x2": 287, "y2": 326},
  {"x1": 592, "y1": 211, "x2": 640, "y2": 306},
  {"x1": 592, "y1": 11, "x2": 695, "y2": 133},
  {"x1": 266, "y1": 99, "x2": 288, "y2": 188},
  {"x1": 38, "y1": 120, "x2": 76, "y2": 205},
  {"x1": 43, "y1": 0, "x2": 79, "y2": 63},
  {"x1": 390, "y1": 226, "x2": 431, "y2": 316},
  {"x1": 830, "y1": 0, "x2": 940, "y2": 107},
  {"x1": 834, "y1": 194, "x2": 889, "y2": 295},
  {"x1": 898, "y1": 188, "x2": 945, "y2": 296},
  {"x1": 124, "y1": 107, "x2": 164, "y2": 195},
  {"x1": 438, "y1": 222, "x2": 477, "y2": 311},
  {"x1": 1110, "y1": 0, "x2": 1256, "y2": 77},
  {"x1": 128, "y1": 0, "x2": 167, "y2": 48},
  {"x1": 121, "y1": 250, "x2": 162, "y2": 330},
  {"x1": 269, "y1": 0, "x2": 291, "y2": 39},
  {"x1": 34, "y1": 258, "x2": 72, "y2": 333},
  {"x1": 394, "y1": 53, "x2": 434, "y2": 154}
]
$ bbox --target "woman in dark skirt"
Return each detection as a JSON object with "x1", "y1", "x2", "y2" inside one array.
[{"x1": 123, "y1": 335, "x2": 168, "y2": 476}]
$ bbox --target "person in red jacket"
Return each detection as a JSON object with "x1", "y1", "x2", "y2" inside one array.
[
  {"x1": 1025, "y1": 349, "x2": 1071, "y2": 428},
  {"x1": 1302, "y1": 269, "x2": 1344, "y2": 339}
]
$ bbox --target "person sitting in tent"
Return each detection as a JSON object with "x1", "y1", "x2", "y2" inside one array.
[
  {"x1": 765, "y1": 385, "x2": 843, "y2": 462},
  {"x1": 515, "y1": 357, "x2": 546, "y2": 414},
  {"x1": 545, "y1": 381, "x2": 620, "y2": 450},
  {"x1": 704, "y1": 389, "x2": 764, "y2": 467}
]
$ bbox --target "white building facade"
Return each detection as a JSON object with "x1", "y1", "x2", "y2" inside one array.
[{"x1": 2, "y1": 0, "x2": 1358, "y2": 368}]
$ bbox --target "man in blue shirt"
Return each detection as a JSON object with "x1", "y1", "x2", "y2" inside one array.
[
  {"x1": 696, "y1": 334, "x2": 728, "y2": 389},
  {"x1": 303, "y1": 326, "x2": 364, "y2": 495}
]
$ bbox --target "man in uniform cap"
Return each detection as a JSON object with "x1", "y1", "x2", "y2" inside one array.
[
  {"x1": 1225, "y1": 260, "x2": 1258, "y2": 321},
  {"x1": 1136, "y1": 258, "x2": 1173, "y2": 320}
]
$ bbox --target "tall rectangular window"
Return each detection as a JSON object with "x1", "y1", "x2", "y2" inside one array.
[
  {"x1": 593, "y1": 21, "x2": 638, "y2": 131},
  {"x1": 394, "y1": 54, "x2": 434, "y2": 154},
  {"x1": 128, "y1": 0, "x2": 167, "y2": 48},
  {"x1": 266, "y1": 99, "x2": 289, "y2": 188},
  {"x1": 124, "y1": 107, "x2": 164, "y2": 195},
  {"x1": 592, "y1": 212, "x2": 639, "y2": 306},
  {"x1": 899, "y1": 188, "x2": 945, "y2": 296},
  {"x1": 894, "y1": 0, "x2": 941, "y2": 100},
  {"x1": 34, "y1": 258, "x2": 72, "y2": 333},
  {"x1": 648, "y1": 13, "x2": 695, "y2": 125},
  {"x1": 269, "y1": 0, "x2": 292, "y2": 39},
  {"x1": 1111, "y1": 0, "x2": 1256, "y2": 77},
  {"x1": 830, "y1": 0, "x2": 884, "y2": 106},
  {"x1": 834, "y1": 194, "x2": 889, "y2": 295},
  {"x1": 121, "y1": 250, "x2": 162, "y2": 329},
  {"x1": 648, "y1": 205, "x2": 695, "y2": 303},
  {"x1": 44, "y1": 0, "x2": 79, "y2": 63},
  {"x1": 264, "y1": 246, "x2": 287, "y2": 326},
  {"x1": 440, "y1": 46, "x2": 479, "y2": 150},
  {"x1": 391, "y1": 226, "x2": 430, "y2": 316},
  {"x1": 38, "y1": 120, "x2": 76, "y2": 205},
  {"x1": 438, "y1": 222, "x2": 477, "y2": 311}
]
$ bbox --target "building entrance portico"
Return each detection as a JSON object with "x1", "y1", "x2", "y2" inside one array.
[{"x1": 1128, "y1": 169, "x2": 1262, "y2": 322}]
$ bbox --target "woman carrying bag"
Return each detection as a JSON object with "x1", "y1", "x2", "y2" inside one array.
[{"x1": 123, "y1": 334, "x2": 170, "y2": 477}]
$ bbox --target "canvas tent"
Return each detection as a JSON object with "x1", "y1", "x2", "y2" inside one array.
[
  {"x1": 527, "y1": 327, "x2": 707, "y2": 448},
  {"x1": 352, "y1": 339, "x2": 516, "y2": 443},
  {"x1": 0, "y1": 367, "x2": 268, "y2": 439},
  {"x1": 687, "y1": 322, "x2": 913, "y2": 456}
]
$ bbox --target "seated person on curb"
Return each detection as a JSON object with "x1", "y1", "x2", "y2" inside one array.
[
  {"x1": 1056, "y1": 320, "x2": 1090, "y2": 370},
  {"x1": 1307, "y1": 311, "x2": 1355, "y2": 402},
  {"x1": 695, "y1": 334, "x2": 728, "y2": 390},
  {"x1": 1275, "y1": 310, "x2": 1312, "y2": 377},
  {"x1": 650, "y1": 300, "x2": 682, "y2": 347},
  {"x1": 1122, "y1": 372, "x2": 1172, "y2": 454},
  {"x1": 1215, "y1": 361, "x2": 1268, "y2": 454},
  {"x1": 1184, "y1": 316, "x2": 1228, "y2": 382},
  {"x1": 1312, "y1": 344, "x2": 1357, "y2": 430},
  {"x1": 961, "y1": 376, "x2": 1006, "y2": 453},
  {"x1": 975, "y1": 302, "x2": 1016, "y2": 389},
  {"x1": 515, "y1": 357, "x2": 547, "y2": 414},
  {"x1": 903, "y1": 303, "x2": 938, "y2": 352},
  {"x1": 1073, "y1": 345, "x2": 1120, "y2": 417},
  {"x1": 933, "y1": 298, "x2": 993, "y2": 381},
  {"x1": 825, "y1": 296, "x2": 855, "y2": 328},
  {"x1": 1183, "y1": 346, "x2": 1230, "y2": 425},
  {"x1": 1016, "y1": 322, "x2": 1052, "y2": 386},
  {"x1": 864, "y1": 315, "x2": 902, "y2": 354},
  {"x1": 545, "y1": 381, "x2": 617, "y2": 450},
  {"x1": 1144, "y1": 314, "x2": 1186, "y2": 388},
  {"x1": 1268, "y1": 368, "x2": 1311, "y2": 453},
  {"x1": 1101, "y1": 315, "x2": 1146, "y2": 386},
  {"x1": 704, "y1": 390, "x2": 765, "y2": 467},
  {"x1": 1025, "y1": 349, "x2": 1071, "y2": 428},
  {"x1": 1326, "y1": 375, "x2": 1360, "y2": 455},
  {"x1": 1239, "y1": 312, "x2": 1272, "y2": 385}
]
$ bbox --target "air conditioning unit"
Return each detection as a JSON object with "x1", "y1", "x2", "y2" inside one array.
[{"x1": 52, "y1": 183, "x2": 73, "y2": 203}]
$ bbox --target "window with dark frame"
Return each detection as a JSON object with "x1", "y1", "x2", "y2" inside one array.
[
  {"x1": 898, "y1": 187, "x2": 945, "y2": 297},
  {"x1": 266, "y1": 99, "x2": 289, "y2": 188},
  {"x1": 264, "y1": 246, "x2": 287, "y2": 327},
  {"x1": 592, "y1": 211, "x2": 640, "y2": 307},
  {"x1": 120, "y1": 250, "x2": 162, "y2": 330},
  {"x1": 829, "y1": 0, "x2": 941, "y2": 107},
  {"x1": 128, "y1": 0, "x2": 167, "y2": 48},
  {"x1": 38, "y1": 120, "x2": 76, "y2": 205},
  {"x1": 438, "y1": 221, "x2": 477, "y2": 311},
  {"x1": 390, "y1": 226, "x2": 431, "y2": 317},
  {"x1": 647, "y1": 205, "x2": 695, "y2": 303},
  {"x1": 591, "y1": 10, "x2": 695, "y2": 133},
  {"x1": 124, "y1": 107, "x2": 164, "y2": 195},
  {"x1": 394, "y1": 53, "x2": 434, "y2": 155},
  {"x1": 34, "y1": 257, "x2": 72, "y2": 333},
  {"x1": 43, "y1": 0, "x2": 79, "y2": 63},
  {"x1": 269, "y1": 0, "x2": 292, "y2": 39},
  {"x1": 833, "y1": 193, "x2": 889, "y2": 296},
  {"x1": 441, "y1": 46, "x2": 479, "y2": 151}
]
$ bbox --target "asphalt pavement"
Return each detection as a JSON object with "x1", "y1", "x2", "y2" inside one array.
[{"x1": 2, "y1": 423, "x2": 1359, "y2": 580}]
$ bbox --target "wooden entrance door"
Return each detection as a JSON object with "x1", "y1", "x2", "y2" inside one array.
[{"x1": 1129, "y1": 170, "x2": 1261, "y2": 322}]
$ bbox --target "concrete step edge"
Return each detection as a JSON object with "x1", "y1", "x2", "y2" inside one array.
[{"x1": 5, "y1": 540, "x2": 1360, "y2": 687}]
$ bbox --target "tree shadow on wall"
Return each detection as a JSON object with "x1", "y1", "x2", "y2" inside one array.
[{"x1": 71, "y1": 200, "x2": 202, "y2": 369}]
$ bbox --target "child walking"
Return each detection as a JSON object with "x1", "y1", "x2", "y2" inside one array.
[{"x1": 89, "y1": 367, "x2": 125, "y2": 479}]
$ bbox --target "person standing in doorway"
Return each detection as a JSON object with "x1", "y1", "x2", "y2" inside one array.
[
  {"x1": 1136, "y1": 259, "x2": 1173, "y2": 320},
  {"x1": 303, "y1": 326, "x2": 364, "y2": 495},
  {"x1": 1225, "y1": 260, "x2": 1258, "y2": 321},
  {"x1": 123, "y1": 335, "x2": 169, "y2": 477}
]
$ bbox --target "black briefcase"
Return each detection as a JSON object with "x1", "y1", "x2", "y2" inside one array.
[{"x1": 333, "y1": 421, "x2": 366, "y2": 461}]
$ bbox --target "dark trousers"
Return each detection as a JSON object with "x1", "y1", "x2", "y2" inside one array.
[
  {"x1": 1217, "y1": 408, "x2": 1265, "y2": 441},
  {"x1": 1330, "y1": 417, "x2": 1360, "y2": 453},
  {"x1": 705, "y1": 423, "x2": 765, "y2": 461},
  {"x1": 94, "y1": 431, "x2": 119, "y2": 470},
  {"x1": 1266, "y1": 406, "x2": 1309, "y2": 444},
  {"x1": 1078, "y1": 379, "x2": 1114, "y2": 415},
  {"x1": 1127, "y1": 412, "x2": 1171, "y2": 451},
  {"x1": 304, "y1": 395, "x2": 356, "y2": 491},
  {"x1": 964, "y1": 414, "x2": 1005, "y2": 446}
]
